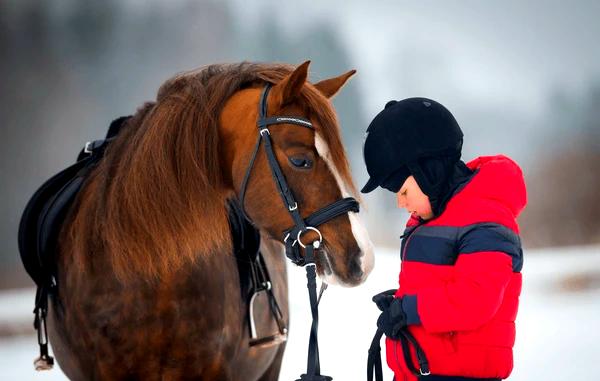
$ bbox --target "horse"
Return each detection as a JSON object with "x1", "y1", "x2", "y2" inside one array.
[{"x1": 46, "y1": 61, "x2": 374, "y2": 380}]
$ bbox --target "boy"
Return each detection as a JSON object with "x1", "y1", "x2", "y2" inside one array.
[{"x1": 362, "y1": 98, "x2": 527, "y2": 381}]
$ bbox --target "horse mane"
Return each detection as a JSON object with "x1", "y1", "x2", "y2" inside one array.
[{"x1": 67, "y1": 62, "x2": 357, "y2": 282}]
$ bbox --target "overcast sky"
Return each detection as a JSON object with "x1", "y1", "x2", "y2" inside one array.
[
  {"x1": 228, "y1": 0, "x2": 600, "y2": 167},
  {"x1": 231, "y1": 0, "x2": 600, "y2": 115}
]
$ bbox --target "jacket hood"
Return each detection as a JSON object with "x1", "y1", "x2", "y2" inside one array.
[{"x1": 465, "y1": 155, "x2": 527, "y2": 218}]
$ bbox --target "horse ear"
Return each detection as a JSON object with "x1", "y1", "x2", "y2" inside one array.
[
  {"x1": 271, "y1": 60, "x2": 311, "y2": 107},
  {"x1": 313, "y1": 69, "x2": 356, "y2": 99}
]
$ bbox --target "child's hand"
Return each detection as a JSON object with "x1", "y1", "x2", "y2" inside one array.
[
  {"x1": 376, "y1": 297, "x2": 407, "y2": 339},
  {"x1": 372, "y1": 289, "x2": 397, "y2": 311}
]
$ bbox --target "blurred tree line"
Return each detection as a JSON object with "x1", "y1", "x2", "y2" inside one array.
[{"x1": 520, "y1": 84, "x2": 600, "y2": 247}]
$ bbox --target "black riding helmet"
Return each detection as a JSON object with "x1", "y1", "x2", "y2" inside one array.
[{"x1": 361, "y1": 97, "x2": 473, "y2": 217}]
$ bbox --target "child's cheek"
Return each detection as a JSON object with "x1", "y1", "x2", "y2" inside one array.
[{"x1": 419, "y1": 199, "x2": 432, "y2": 215}]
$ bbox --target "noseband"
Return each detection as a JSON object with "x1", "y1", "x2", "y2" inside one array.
[{"x1": 238, "y1": 84, "x2": 360, "y2": 380}]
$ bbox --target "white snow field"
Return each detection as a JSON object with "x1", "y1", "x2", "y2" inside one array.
[{"x1": 1, "y1": 245, "x2": 599, "y2": 381}]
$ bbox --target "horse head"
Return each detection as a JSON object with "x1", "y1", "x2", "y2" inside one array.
[{"x1": 219, "y1": 61, "x2": 374, "y2": 286}]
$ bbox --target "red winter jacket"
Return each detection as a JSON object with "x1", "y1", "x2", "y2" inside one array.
[{"x1": 385, "y1": 155, "x2": 527, "y2": 380}]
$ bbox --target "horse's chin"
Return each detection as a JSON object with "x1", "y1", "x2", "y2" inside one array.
[{"x1": 318, "y1": 247, "x2": 374, "y2": 288}]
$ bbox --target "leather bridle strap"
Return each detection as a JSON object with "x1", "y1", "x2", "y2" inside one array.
[
  {"x1": 238, "y1": 83, "x2": 361, "y2": 380},
  {"x1": 238, "y1": 84, "x2": 314, "y2": 227},
  {"x1": 284, "y1": 197, "x2": 359, "y2": 262}
]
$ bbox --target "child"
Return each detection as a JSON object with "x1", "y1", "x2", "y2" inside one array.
[{"x1": 362, "y1": 98, "x2": 527, "y2": 381}]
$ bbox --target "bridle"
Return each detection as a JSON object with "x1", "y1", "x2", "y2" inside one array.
[
  {"x1": 238, "y1": 84, "x2": 360, "y2": 381},
  {"x1": 239, "y1": 84, "x2": 360, "y2": 265}
]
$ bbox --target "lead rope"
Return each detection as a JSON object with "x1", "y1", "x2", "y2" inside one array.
[
  {"x1": 367, "y1": 329, "x2": 384, "y2": 381},
  {"x1": 366, "y1": 327, "x2": 430, "y2": 381},
  {"x1": 297, "y1": 241, "x2": 332, "y2": 381}
]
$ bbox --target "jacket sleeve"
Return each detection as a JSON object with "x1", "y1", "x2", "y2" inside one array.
[{"x1": 403, "y1": 223, "x2": 522, "y2": 333}]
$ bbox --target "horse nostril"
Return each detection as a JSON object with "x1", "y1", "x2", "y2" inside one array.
[
  {"x1": 348, "y1": 254, "x2": 364, "y2": 282},
  {"x1": 351, "y1": 268, "x2": 364, "y2": 282}
]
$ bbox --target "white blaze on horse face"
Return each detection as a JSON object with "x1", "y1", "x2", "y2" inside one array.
[{"x1": 314, "y1": 133, "x2": 375, "y2": 286}]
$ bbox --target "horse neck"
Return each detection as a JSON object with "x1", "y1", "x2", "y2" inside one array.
[{"x1": 64, "y1": 122, "x2": 236, "y2": 283}]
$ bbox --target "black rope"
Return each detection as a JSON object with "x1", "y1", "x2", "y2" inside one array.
[
  {"x1": 366, "y1": 327, "x2": 430, "y2": 381},
  {"x1": 399, "y1": 330, "x2": 430, "y2": 377},
  {"x1": 367, "y1": 329, "x2": 384, "y2": 381}
]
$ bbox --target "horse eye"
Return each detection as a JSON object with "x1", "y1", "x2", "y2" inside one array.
[{"x1": 289, "y1": 156, "x2": 313, "y2": 169}]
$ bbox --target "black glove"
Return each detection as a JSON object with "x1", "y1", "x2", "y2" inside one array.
[
  {"x1": 376, "y1": 297, "x2": 407, "y2": 339},
  {"x1": 372, "y1": 289, "x2": 397, "y2": 311}
]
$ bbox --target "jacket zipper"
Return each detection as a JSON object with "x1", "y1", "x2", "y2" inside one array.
[
  {"x1": 401, "y1": 223, "x2": 424, "y2": 262},
  {"x1": 397, "y1": 221, "x2": 425, "y2": 380}
]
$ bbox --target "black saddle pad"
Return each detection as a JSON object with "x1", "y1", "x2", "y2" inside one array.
[
  {"x1": 18, "y1": 159, "x2": 91, "y2": 287},
  {"x1": 18, "y1": 116, "x2": 130, "y2": 288}
]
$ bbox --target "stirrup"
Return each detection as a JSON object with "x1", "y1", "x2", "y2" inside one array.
[
  {"x1": 249, "y1": 332, "x2": 288, "y2": 348},
  {"x1": 248, "y1": 286, "x2": 287, "y2": 348}
]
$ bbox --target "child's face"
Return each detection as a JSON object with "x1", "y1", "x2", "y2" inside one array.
[{"x1": 396, "y1": 176, "x2": 434, "y2": 220}]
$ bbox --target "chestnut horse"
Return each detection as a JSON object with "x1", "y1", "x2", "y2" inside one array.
[{"x1": 48, "y1": 61, "x2": 374, "y2": 380}]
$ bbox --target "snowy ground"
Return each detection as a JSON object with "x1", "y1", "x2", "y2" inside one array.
[{"x1": 1, "y1": 245, "x2": 599, "y2": 380}]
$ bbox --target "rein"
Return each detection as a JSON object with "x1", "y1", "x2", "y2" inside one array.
[
  {"x1": 367, "y1": 328, "x2": 430, "y2": 381},
  {"x1": 238, "y1": 84, "x2": 360, "y2": 380}
]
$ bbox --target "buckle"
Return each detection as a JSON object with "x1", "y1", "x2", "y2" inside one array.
[
  {"x1": 260, "y1": 128, "x2": 270, "y2": 136},
  {"x1": 84, "y1": 141, "x2": 93, "y2": 154},
  {"x1": 83, "y1": 140, "x2": 105, "y2": 155}
]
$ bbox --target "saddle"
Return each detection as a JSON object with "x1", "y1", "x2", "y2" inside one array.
[
  {"x1": 18, "y1": 116, "x2": 131, "y2": 370},
  {"x1": 18, "y1": 116, "x2": 285, "y2": 371},
  {"x1": 18, "y1": 116, "x2": 131, "y2": 291}
]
